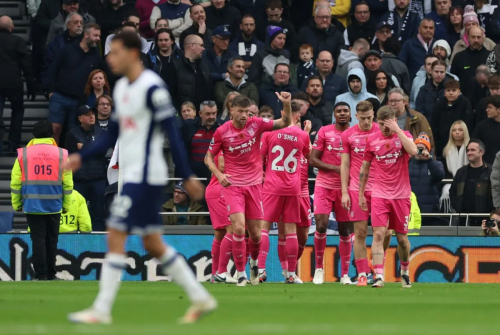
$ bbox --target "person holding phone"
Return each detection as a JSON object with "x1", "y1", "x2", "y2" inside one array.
[{"x1": 481, "y1": 209, "x2": 500, "y2": 236}]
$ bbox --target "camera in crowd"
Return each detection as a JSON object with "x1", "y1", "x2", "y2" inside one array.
[{"x1": 481, "y1": 209, "x2": 500, "y2": 237}]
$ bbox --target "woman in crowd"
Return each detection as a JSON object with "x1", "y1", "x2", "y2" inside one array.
[
  {"x1": 447, "y1": 6, "x2": 464, "y2": 48},
  {"x1": 79, "y1": 70, "x2": 111, "y2": 107},
  {"x1": 367, "y1": 70, "x2": 395, "y2": 107},
  {"x1": 180, "y1": 101, "x2": 197, "y2": 121},
  {"x1": 220, "y1": 92, "x2": 240, "y2": 124}
]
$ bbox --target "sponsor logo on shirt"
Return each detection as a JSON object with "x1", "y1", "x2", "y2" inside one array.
[{"x1": 228, "y1": 137, "x2": 257, "y2": 154}]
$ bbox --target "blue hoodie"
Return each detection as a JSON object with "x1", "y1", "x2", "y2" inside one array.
[{"x1": 334, "y1": 68, "x2": 378, "y2": 125}]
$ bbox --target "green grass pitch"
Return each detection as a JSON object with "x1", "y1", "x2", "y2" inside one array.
[{"x1": 0, "y1": 282, "x2": 498, "y2": 334}]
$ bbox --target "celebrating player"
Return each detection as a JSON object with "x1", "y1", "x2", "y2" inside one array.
[
  {"x1": 205, "y1": 93, "x2": 293, "y2": 287},
  {"x1": 260, "y1": 103, "x2": 311, "y2": 284},
  {"x1": 310, "y1": 102, "x2": 352, "y2": 285},
  {"x1": 340, "y1": 101, "x2": 380, "y2": 286},
  {"x1": 66, "y1": 32, "x2": 216, "y2": 324},
  {"x1": 360, "y1": 106, "x2": 417, "y2": 288}
]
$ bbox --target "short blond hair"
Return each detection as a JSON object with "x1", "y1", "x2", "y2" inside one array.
[
  {"x1": 377, "y1": 106, "x2": 396, "y2": 120},
  {"x1": 356, "y1": 100, "x2": 373, "y2": 112}
]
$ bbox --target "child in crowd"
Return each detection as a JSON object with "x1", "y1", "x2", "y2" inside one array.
[
  {"x1": 297, "y1": 44, "x2": 316, "y2": 88},
  {"x1": 259, "y1": 105, "x2": 275, "y2": 120}
]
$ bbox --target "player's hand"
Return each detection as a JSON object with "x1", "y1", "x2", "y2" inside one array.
[
  {"x1": 342, "y1": 192, "x2": 351, "y2": 211},
  {"x1": 64, "y1": 153, "x2": 82, "y2": 172},
  {"x1": 359, "y1": 195, "x2": 368, "y2": 212},
  {"x1": 217, "y1": 173, "x2": 232, "y2": 187},
  {"x1": 303, "y1": 120, "x2": 312, "y2": 134},
  {"x1": 15, "y1": 207, "x2": 23, "y2": 213},
  {"x1": 275, "y1": 91, "x2": 291, "y2": 104},
  {"x1": 383, "y1": 119, "x2": 400, "y2": 133},
  {"x1": 183, "y1": 178, "x2": 205, "y2": 201}
]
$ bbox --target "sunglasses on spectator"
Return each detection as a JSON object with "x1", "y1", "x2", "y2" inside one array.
[{"x1": 201, "y1": 100, "x2": 216, "y2": 107}]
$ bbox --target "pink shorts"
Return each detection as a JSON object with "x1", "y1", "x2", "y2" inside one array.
[
  {"x1": 299, "y1": 196, "x2": 312, "y2": 227},
  {"x1": 371, "y1": 197, "x2": 411, "y2": 234},
  {"x1": 223, "y1": 184, "x2": 263, "y2": 220},
  {"x1": 206, "y1": 197, "x2": 230, "y2": 230},
  {"x1": 313, "y1": 186, "x2": 349, "y2": 222},
  {"x1": 262, "y1": 193, "x2": 300, "y2": 223},
  {"x1": 347, "y1": 190, "x2": 372, "y2": 221}
]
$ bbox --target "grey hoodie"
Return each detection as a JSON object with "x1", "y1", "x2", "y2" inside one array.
[{"x1": 335, "y1": 49, "x2": 364, "y2": 80}]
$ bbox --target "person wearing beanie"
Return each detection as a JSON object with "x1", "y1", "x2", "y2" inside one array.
[
  {"x1": 161, "y1": 181, "x2": 208, "y2": 226},
  {"x1": 432, "y1": 39, "x2": 452, "y2": 69},
  {"x1": 248, "y1": 25, "x2": 290, "y2": 87}
]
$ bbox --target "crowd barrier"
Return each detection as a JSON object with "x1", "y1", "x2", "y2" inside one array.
[{"x1": 1, "y1": 234, "x2": 498, "y2": 283}]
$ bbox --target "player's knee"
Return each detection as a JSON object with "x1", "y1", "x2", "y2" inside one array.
[
  {"x1": 373, "y1": 230, "x2": 385, "y2": 242},
  {"x1": 396, "y1": 234, "x2": 408, "y2": 247},
  {"x1": 316, "y1": 224, "x2": 327, "y2": 234},
  {"x1": 338, "y1": 222, "x2": 353, "y2": 236},
  {"x1": 355, "y1": 227, "x2": 367, "y2": 240}
]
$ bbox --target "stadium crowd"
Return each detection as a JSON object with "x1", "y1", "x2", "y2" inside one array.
[{"x1": 2, "y1": 0, "x2": 500, "y2": 233}]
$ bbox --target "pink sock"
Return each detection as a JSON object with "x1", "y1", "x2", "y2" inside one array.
[
  {"x1": 297, "y1": 245, "x2": 305, "y2": 260},
  {"x1": 286, "y1": 233, "x2": 298, "y2": 273},
  {"x1": 248, "y1": 238, "x2": 261, "y2": 261},
  {"x1": 339, "y1": 234, "x2": 353, "y2": 277},
  {"x1": 278, "y1": 238, "x2": 288, "y2": 271},
  {"x1": 218, "y1": 234, "x2": 233, "y2": 274},
  {"x1": 314, "y1": 232, "x2": 327, "y2": 269},
  {"x1": 258, "y1": 230, "x2": 269, "y2": 270},
  {"x1": 355, "y1": 258, "x2": 370, "y2": 275},
  {"x1": 245, "y1": 237, "x2": 250, "y2": 264},
  {"x1": 401, "y1": 261, "x2": 409, "y2": 272},
  {"x1": 374, "y1": 264, "x2": 384, "y2": 275},
  {"x1": 232, "y1": 233, "x2": 246, "y2": 272},
  {"x1": 211, "y1": 239, "x2": 221, "y2": 276}
]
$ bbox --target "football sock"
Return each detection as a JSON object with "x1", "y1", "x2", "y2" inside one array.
[
  {"x1": 339, "y1": 233, "x2": 353, "y2": 276},
  {"x1": 93, "y1": 253, "x2": 126, "y2": 314},
  {"x1": 258, "y1": 229, "x2": 269, "y2": 270},
  {"x1": 374, "y1": 264, "x2": 384, "y2": 280},
  {"x1": 401, "y1": 260, "x2": 409, "y2": 275},
  {"x1": 297, "y1": 244, "x2": 305, "y2": 260},
  {"x1": 286, "y1": 233, "x2": 298, "y2": 273},
  {"x1": 248, "y1": 237, "x2": 261, "y2": 261},
  {"x1": 232, "y1": 233, "x2": 246, "y2": 272},
  {"x1": 218, "y1": 233, "x2": 233, "y2": 274},
  {"x1": 355, "y1": 259, "x2": 369, "y2": 276},
  {"x1": 245, "y1": 237, "x2": 250, "y2": 265},
  {"x1": 211, "y1": 239, "x2": 221, "y2": 276},
  {"x1": 314, "y1": 232, "x2": 327, "y2": 269},
  {"x1": 278, "y1": 238, "x2": 288, "y2": 271}
]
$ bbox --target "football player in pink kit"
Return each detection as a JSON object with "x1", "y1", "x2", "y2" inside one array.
[
  {"x1": 360, "y1": 106, "x2": 417, "y2": 288},
  {"x1": 205, "y1": 93, "x2": 293, "y2": 287},
  {"x1": 260, "y1": 102, "x2": 311, "y2": 284},
  {"x1": 310, "y1": 102, "x2": 352, "y2": 285},
  {"x1": 340, "y1": 101, "x2": 380, "y2": 286}
]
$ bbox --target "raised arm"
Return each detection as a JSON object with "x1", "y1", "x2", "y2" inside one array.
[
  {"x1": 272, "y1": 91, "x2": 293, "y2": 130},
  {"x1": 384, "y1": 119, "x2": 418, "y2": 156}
]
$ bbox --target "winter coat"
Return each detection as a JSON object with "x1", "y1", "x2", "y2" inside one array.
[
  {"x1": 215, "y1": 78, "x2": 259, "y2": 111},
  {"x1": 450, "y1": 163, "x2": 494, "y2": 213},
  {"x1": 205, "y1": 4, "x2": 242, "y2": 40},
  {"x1": 450, "y1": 36, "x2": 496, "y2": 63},
  {"x1": 334, "y1": 68, "x2": 378, "y2": 126},
  {"x1": 179, "y1": 24, "x2": 213, "y2": 51},
  {"x1": 301, "y1": 71, "x2": 349, "y2": 106},
  {"x1": 147, "y1": 44, "x2": 183, "y2": 75},
  {"x1": 343, "y1": 18, "x2": 376, "y2": 46},
  {"x1": 256, "y1": 18, "x2": 297, "y2": 61},
  {"x1": 486, "y1": 7, "x2": 500, "y2": 44},
  {"x1": 312, "y1": 0, "x2": 351, "y2": 29},
  {"x1": 381, "y1": 54, "x2": 411, "y2": 94},
  {"x1": 0, "y1": 29, "x2": 34, "y2": 89},
  {"x1": 409, "y1": 66, "x2": 458, "y2": 109},
  {"x1": 228, "y1": 33, "x2": 265, "y2": 63},
  {"x1": 170, "y1": 56, "x2": 212, "y2": 110},
  {"x1": 380, "y1": 9, "x2": 421, "y2": 42},
  {"x1": 335, "y1": 49, "x2": 363, "y2": 80},
  {"x1": 450, "y1": 47, "x2": 491, "y2": 93},
  {"x1": 202, "y1": 48, "x2": 238, "y2": 82},
  {"x1": 297, "y1": 20, "x2": 345, "y2": 61},
  {"x1": 258, "y1": 82, "x2": 299, "y2": 119},
  {"x1": 352, "y1": 0, "x2": 389, "y2": 23},
  {"x1": 35, "y1": 0, "x2": 62, "y2": 31},
  {"x1": 409, "y1": 157, "x2": 445, "y2": 214},
  {"x1": 97, "y1": 2, "x2": 136, "y2": 38},
  {"x1": 415, "y1": 78, "x2": 447, "y2": 123},
  {"x1": 491, "y1": 151, "x2": 500, "y2": 208},
  {"x1": 46, "y1": 9, "x2": 95, "y2": 46},
  {"x1": 472, "y1": 118, "x2": 500, "y2": 165},
  {"x1": 300, "y1": 108, "x2": 324, "y2": 143},
  {"x1": 425, "y1": 11, "x2": 449, "y2": 42},
  {"x1": 247, "y1": 44, "x2": 290, "y2": 87},
  {"x1": 161, "y1": 199, "x2": 208, "y2": 226},
  {"x1": 309, "y1": 98, "x2": 335, "y2": 125},
  {"x1": 297, "y1": 61, "x2": 316, "y2": 89},
  {"x1": 403, "y1": 107, "x2": 436, "y2": 151},
  {"x1": 136, "y1": 0, "x2": 167, "y2": 38},
  {"x1": 398, "y1": 35, "x2": 433, "y2": 80}
]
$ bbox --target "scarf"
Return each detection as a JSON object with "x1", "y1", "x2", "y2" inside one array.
[
  {"x1": 417, "y1": 33, "x2": 432, "y2": 52},
  {"x1": 388, "y1": 9, "x2": 411, "y2": 41},
  {"x1": 440, "y1": 144, "x2": 468, "y2": 212}
]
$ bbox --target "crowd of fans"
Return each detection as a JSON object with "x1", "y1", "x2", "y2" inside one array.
[{"x1": 2, "y1": 0, "x2": 500, "y2": 231}]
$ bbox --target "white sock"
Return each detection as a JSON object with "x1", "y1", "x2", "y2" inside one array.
[
  {"x1": 289, "y1": 271, "x2": 296, "y2": 277},
  {"x1": 376, "y1": 274, "x2": 385, "y2": 281},
  {"x1": 237, "y1": 271, "x2": 247, "y2": 279},
  {"x1": 159, "y1": 246, "x2": 210, "y2": 303},
  {"x1": 258, "y1": 269, "x2": 265, "y2": 274},
  {"x1": 401, "y1": 270, "x2": 409, "y2": 276},
  {"x1": 249, "y1": 258, "x2": 258, "y2": 267},
  {"x1": 359, "y1": 272, "x2": 367, "y2": 277},
  {"x1": 93, "y1": 253, "x2": 126, "y2": 314}
]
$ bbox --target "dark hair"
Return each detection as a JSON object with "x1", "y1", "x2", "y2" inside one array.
[
  {"x1": 155, "y1": 18, "x2": 168, "y2": 28},
  {"x1": 307, "y1": 75, "x2": 323, "y2": 87},
  {"x1": 112, "y1": 31, "x2": 142, "y2": 51},
  {"x1": 265, "y1": 0, "x2": 283, "y2": 9},
  {"x1": 122, "y1": 21, "x2": 138, "y2": 29},
  {"x1": 366, "y1": 97, "x2": 381, "y2": 114},
  {"x1": 486, "y1": 94, "x2": 500, "y2": 108},
  {"x1": 488, "y1": 74, "x2": 500, "y2": 88},
  {"x1": 83, "y1": 23, "x2": 101, "y2": 34},
  {"x1": 292, "y1": 91, "x2": 309, "y2": 102},
  {"x1": 231, "y1": 95, "x2": 251, "y2": 108},
  {"x1": 241, "y1": 14, "x2": 255, "y2": 23},
  {"x1": 334, "y1": 101, "x2": 350, "y2": 111},
  {"x1": 490, "y1": 208, "x2": 500, "y2": 216},
  {"x1": 424, "y1": 54, "x2": 439, "y2": 63},
  {"x1": 444, "y1": 79, "x2": 460, "y2": 90},
  {"x1": 155, "y1": 28, "x2": 175, "y2": 45},
  {"x1": 448, "y1": 6, "x2": 464, "y2": 29},
  {"x1": 96, "y1": 94, "x2": 113, "y2": 108},
  {"x1": 274, "y1": 62, "x2": 290, "y2": 73},
  {"x1": 228, "y1": 56, "x2": 244, "y2": 68},
  {"x1": 382, "y1": 36, "x2": 401, "y2": 55},
  {"x1": 431, "y1": 59, "x2": 447, "y2": 69},
  {"x1": 127, "y1": 9, "x2": 141, "y2": 21},
  {"x1": 467, "y1": 139, "x2": 486, "y2": 152},
  {"x1": 291, "y1": 101, "x2": 301, "y2": 113},
  {"x1": 354, "y1": 1, "x2": 370, "y2": 11},
  {"x1": 259, "y1": 105, "x2": 274, "y2": 115},
  {"x1": 366, "y1": 69, "x2": 395, "y2": 96},
  {"x1": 33, "y1": 120, "x2": 54, "y2": 138}
]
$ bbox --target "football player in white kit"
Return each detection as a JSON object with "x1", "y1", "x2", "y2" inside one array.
[{"x1": 65, "y1": 32, "x2": 217, "y2": 324}]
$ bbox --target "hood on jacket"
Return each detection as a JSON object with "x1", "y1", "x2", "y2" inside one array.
[
  {"x1": 432, "y1": 39, "x2": 451, "y2": 58},
  {"x1": 337, "y1": 49, "x2": 360, "y2": 67},
  {"x1": 26, "y1": 138, "x2": 57, "y2": 147},
  {"x1": 346, "y1": 68, "x2": 368, "y2": 96}
]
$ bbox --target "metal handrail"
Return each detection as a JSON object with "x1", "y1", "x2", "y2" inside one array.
[{"x1": 167, "y1": 177, "x2": 455, "y2": 183}]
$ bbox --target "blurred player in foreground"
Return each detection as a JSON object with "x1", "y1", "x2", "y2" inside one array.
[
  {"x1": 310, "y1": 102, "x2": 352, "y2": 285},
  {"x1": 340, "y1": 101, "x2": 379, "y2": 286},
  {"x1": 260, "y1": 102, "x2": 311, "y2": 283},
  {"x1": 65, "y1": 32, "x2": 216, "y2": 324},
  {"x1": 205, "y1": 93, "x2": 292, "y2": 287},
  {"x1": 359, "y1": 106, "x2": 417, "y2": 288}
]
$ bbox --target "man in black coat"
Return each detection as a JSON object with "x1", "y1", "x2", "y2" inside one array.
[
  {"x1": 305, "y1": 76, "x2": 335, "y2": 125},
  {"x1": 344, "y1": 1, "x2": 376, "y2": 46},
  {"x1": 205, "y1": 0, "x2": 242, "y2": 40},
  {"x1": 179, "y1": 4, "x2": 213, "y2": 50},
  {"x1": 96, "y1": 0, "x2": 136, "y2": 40},
  {"x1": 0, "y1": 16, "x2": 36, "y2": 153}
]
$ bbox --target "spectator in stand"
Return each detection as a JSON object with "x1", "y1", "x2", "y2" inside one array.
[
  {"x1": 354, "y1": 0, "x2": 388, "y2": 23},
  {"x1": 450, "y1": 26, "x2": 490, "y2": 94},
  {"x1": 441, "y1": 120, "x2": 470, "y2": 180},
  {"x1": 303, "y1": 51, "x2": 348, "y2": 106},
  {"x1": 97, "y1": 0, "x2": 136, "y2": 40},
  {"x1": 219, "y1": 91, "x2": 239, "y2": 123},
  {"x1": 205, "y1": 0, "x2": 242, "y2": 40},
  {"x1": 179, "y1": 4, "x2": 212, "y2": 50},
  {"x1": 409, "y1": 133, "x2": 445, "y2": 225},
  {"x1": 371, "y1": 21, "x2": 392, "y2": 53},
  {"x1": 135, "y1": 0, "x2": 167, "y2": 38},
  {"x1": 487, "y1": 7, "x2": 500, "y2": 44},
  {"x1": 180, "y1": 101, "x2": 197, "y2": 120},
  {"x1": 381, "y1": 36, "x2": 411, "y2": 94},
  {"x1": 258, "y1": 105, "x2": 274, "y2": 120},
  {"x1": 259, "y1": 63, "x2": 298, "y2": 119},
  {"x1": 248, "y1": 25, "x2": 290, "y2": 87},
  {"x1": 65, "y1": 105, "x2": 109, "y2": 231},
  {"x1": 0, "y1": 16, "x2": 36, "y2": 154},
  {"x1": 447, "y1": 6, "x2": 463, "y2": 48},
  {"x1": 312, "y1": 0, "x2": 350, "y2": 29},
  {"x1": 181, "y1": 100, "x2": 219, "y2": 184},
  {"x1": 147, "y1": 28, "x2": 182, "y2": 90},
  {"x1": 336, "y1": 38, "x2": 369, "y2": 80},
  {"x1": 214, "y1": 57, "x2": 259, "y2": 110},
  {"x1": 399, "y1": 18, "x2": 435, "y2": 80},
  {"x1": 104, "y1": 19, "x2": 150, "y2": 55},
  {"x1": 450, "y1": 139, "x2": 493, "y2": 225},
  {"x1": 149, "y1": 0, "x2": 192, "y2": 40},
  {"x1": 432, "y1": 40, "x2": 452, "y2": 71},
  {"x1": 472, "y1": 95, "x2": 500, "y2": 165},
  {"x1": 145, "y1": 18, "x2": 169, "y2": 51},
  {"x1": 202, "y1": 25, "x2": 237, "y2": 82},
  {"x1": 95, "y1": 94, "x2": 112, "y2": 130},
  {"x1": 296, "y1": 44, "x2": 316, "y2": 89},
  {"x1": 425, "y1": 0, "x2": 450, "y2": 42},
  {"x1": 480, "y1": 209, "x2": 500, "y2": 236},
  {"x1": 228, "y1": 15, "x2": 264, "y2": 71},
  {"x1": 248, "y1": 99, "x2": 259, "y2": 117},
  {"x1": 466, "y1": 65, "x2": 491, "y2": 111},
  {"x1": 42, "y1": 13, "x2": 83, "y2": 93},
  {"x1": 475, "y1": 0, "x2": 496, "y2": 32},
  {"x1": 363, "y1": 50, "x2": 401, "y2": 88},
  {"x1": 292, "y1": 91, "x2": 323, "y2": 142},
  {"x1": 366, "y1": 70, "x2": 396, "y2": 106},
  {"x1": 230, "y1": 0, "x2": 266, "y2": 27},
  {"x1": 431, "y1": 80, "x2": 473, "y2": 158},
  {"x1": 475, "y1": 74, "x2": 500, "y2": 126},
  {"x1": 344, "y1": 2, "x2": 376, "y2": 46},
  {"x1": 380, "y1": 0, "x2": 421, "y2": 42},
  {"x1": 305, "y1": 76, "x2": 335, "y2": 125},
  {"x1": 297, "y1": 4, "x2": 345, "y2": 60},
  {"x1": 47, "y1": 23, "x2": 103, "y2": 144},
  {"x1": 79, "y1": 70, "x2": 111, "y2": 107},
  {"x1": 415, "y1": 59, "x2": 448, "y2": 122},
  {"x1": 335, "y1": 68, "x2": 377, "y2": 124},
  {"x1": 46, "y1": 0, "x2": 95, "y2": 46},
  {"x1": 161, "y1": 182, "x2": 208, "y2": 225},
  {"x1": 492, "y1": 152, "x2": 500, "y2": 209},
  {"x1": 387, "y1": 87, "x2": 435, "y2": 149},
  {"x1": 170, "y1": 34, "x2": 212, "y2": 110}
]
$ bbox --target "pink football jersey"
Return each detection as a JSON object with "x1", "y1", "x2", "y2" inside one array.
[
  {"x1": 205, "y1": 152, "x2": 223, "y2": 199},
  {"x1": 312, "y1": 124, "x2": 345, "y2": 189}
]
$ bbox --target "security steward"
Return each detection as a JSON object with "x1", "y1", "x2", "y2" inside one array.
[
  {"x1": 11, "y1": 120, "x2": 73, "y2": 280},
  {"x1": 59, "y1": 190, "x2": 92, "y2": 233}
]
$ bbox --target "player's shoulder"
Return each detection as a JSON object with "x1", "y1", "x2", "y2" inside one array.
[
  {"x1": 402, "y1": 130, "x2": 413, "y2": 139},
  {"x1": 366, "y1": 131, "x2": 380, "y2": 142}
]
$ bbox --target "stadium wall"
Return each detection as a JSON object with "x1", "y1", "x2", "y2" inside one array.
[{"x1": 0, "y1": 235, "x2": 498, "y2": 283}]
